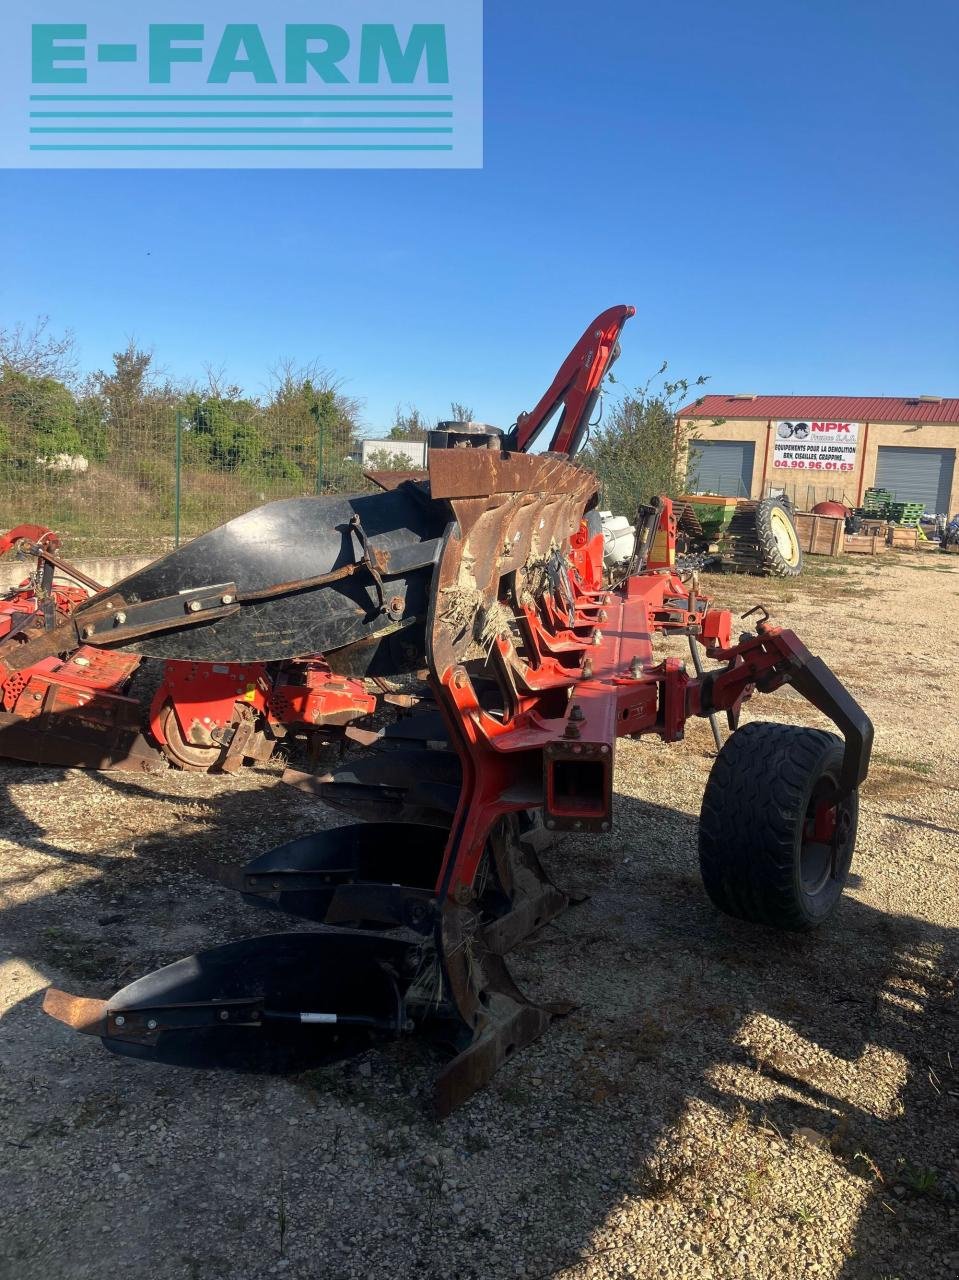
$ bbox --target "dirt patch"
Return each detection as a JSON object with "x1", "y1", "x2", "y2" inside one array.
[{"x1": 0, "y1": 552, "x2": 957, "y2": 1280}]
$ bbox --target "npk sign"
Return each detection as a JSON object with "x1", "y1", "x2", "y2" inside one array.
[
  {"x1": 2, "y1": 2, "x2": 483, "y2": 168},
  {"x1": 773, "y1": 421, "x2": 860, "y2": 473}
]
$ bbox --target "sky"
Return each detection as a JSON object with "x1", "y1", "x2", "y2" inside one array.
[{"x1": 2, "y1": 0, "x2": 957, "y2": 436}]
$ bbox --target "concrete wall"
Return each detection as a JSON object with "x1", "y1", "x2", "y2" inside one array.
[
  {"x1": 0, "y1": 555, "x2": 152, "y2": 595},
  {"x1": 680, "y1": 417, "x2": 959, "y2": 513},
  {"x1": 360, "y1": 438, "x2": 427, "y2": 468}
]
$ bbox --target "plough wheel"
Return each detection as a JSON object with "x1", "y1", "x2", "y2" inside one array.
[{"x1": 698, "y1": 722, "x2": 858, "y2": 931}]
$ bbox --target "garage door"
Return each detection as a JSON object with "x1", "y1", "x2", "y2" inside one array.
[
  {"x1": 874, "y1": 446, "x2": 955, "y2": 515},
  {"x1": 687, "y1": 440, "x2": 755, "y2": 497}
]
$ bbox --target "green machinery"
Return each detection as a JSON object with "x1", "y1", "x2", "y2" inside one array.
[{"x1": 676, "y1": 494, "x2": 804, "y2": 577}]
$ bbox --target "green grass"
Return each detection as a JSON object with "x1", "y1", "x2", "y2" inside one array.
[
  {"x1": 901, "y1": 1162, "x2": 938, "y2": 1195},
  {"x1": 801, "y1": 558, "x2": 848, "y2": 578},
  {"x1": 871, "y1": 752, "x2": 935, "y2": 776}
]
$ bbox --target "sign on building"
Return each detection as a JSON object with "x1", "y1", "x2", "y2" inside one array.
[{"x1": 773, "y1": 421, "x2": 859, "y2": 474}]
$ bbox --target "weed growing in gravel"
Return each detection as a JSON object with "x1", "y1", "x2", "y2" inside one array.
[
  {"x1": 639, "y1": 1116, "x2": 727, "y2": 1201},
  {"x1": 850, "y1": 1150, "x2": 883, "y2": 1184},
  {"x1": 743, "y1": 1163, "x2": 772, "y2": 1204},
  {"x1": 871, "y1": 752, "x2": 934, "y2": 776},
  {"x1": 803, "y1": 562, "x2": 848, "y2": 578},
  {"x1": 640, "y1": 1145, "x2": 699, "y2": 1199},
  {"x1": 900, "y1": 1162, "x2": 939, "y2": 1195}
]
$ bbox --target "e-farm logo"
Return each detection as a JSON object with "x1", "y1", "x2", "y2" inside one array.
[{"x1": 2, "y1": 2, "x2": 483, "y2": 168}]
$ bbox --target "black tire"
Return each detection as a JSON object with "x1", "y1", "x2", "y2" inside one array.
[
  {"x1": 755, "y1": 497, "x2": 803, "y2": 577},
  {"x1": 698, "y1": 722, "x2": 858, "y2": 931}
]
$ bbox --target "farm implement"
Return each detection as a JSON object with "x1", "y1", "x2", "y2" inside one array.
[
  {"x1": 29, "y1": 306, "x2": 873, "y2": 1113},
  {"x1": 0, "y1": 529, "x2": 375, "y2": 772},
  {"x1": 674, "y1": 495, "x2": 804, "y2": 578}
]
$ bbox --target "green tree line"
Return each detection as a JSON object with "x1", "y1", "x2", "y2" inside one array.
[
  {"x1": 1, "y1": 318, "x2": 714, "y2": 546},
  {"x1": 0, "y1": 329, "x2": 366, "y2": 494}
]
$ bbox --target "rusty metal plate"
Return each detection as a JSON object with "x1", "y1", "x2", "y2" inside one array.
[
  {"x1": 364, "y1": 470, "x2": 428, "y2": 491},
  {"x1": 42, "y1": 988, "x2": 109, "y2": 1034},
  {"x1": 427, "y1": 449, "x2": 597, "y2": 501}
]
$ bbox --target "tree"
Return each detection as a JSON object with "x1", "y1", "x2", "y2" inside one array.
[
  {"x1": 0, "y1": 316, "x2": 77, "y2": 383},
  {"x1": 265, "y1": 362, "x2": 362, "y2": 489},
  {"x1": 578, "y1": 366, "x2": 713, "y2": 516},
  {"x1": 86, "y1": 342, "x2": 182, "y2": 469},
  {"x1": 389, "y1": 400, "x2": 476, "y2": 440},
  {"x1": 388, "y1": 404, "x2": 430, "y2": 442},
  {"x1": 182, "y1": 391, "x2": 264, "y2": 474},
  {"x1": 0, "y1": 369, "x2": 82, "y2": 465},
  {"x1": 91, "y1": 343, "x2": 159, "y2": 420},
  {"x1": 448, "y1": 400, "x2": 475, "y2": 423}
]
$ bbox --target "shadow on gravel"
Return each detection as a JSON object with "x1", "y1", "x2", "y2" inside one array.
[
  {"x1": 881, "y1": 811, "x2": 959, "y2": 837},
  {"x1": 0, "y1": 761, "x2": 956, "y2": 1280}
]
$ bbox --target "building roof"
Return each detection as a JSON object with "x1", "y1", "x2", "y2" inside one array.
[{"x1": 676, "y1": 394, "x2": 959, "y2": 425}]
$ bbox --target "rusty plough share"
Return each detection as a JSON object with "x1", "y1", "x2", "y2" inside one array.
[{"x1": 37, "y1": 307, "x2": 873, "y2": 1112}]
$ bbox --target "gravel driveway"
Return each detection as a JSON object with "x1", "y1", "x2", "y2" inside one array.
[{"x1": 1, "y1": 552, "x2": 956, "y2": 1280}]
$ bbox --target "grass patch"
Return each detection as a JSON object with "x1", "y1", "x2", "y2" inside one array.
[
  {"x1": 871, "y1": 752, "x2": 934, "y2": 776},
  {"x1": 801, "y1": 559, "x2": 848, "y2": 578},
  {"x1": 900, "y1": 1162, "x2": 939, "y2": 1195},
  {"x1": 41, "y1": 926, "x2": 119, "y2": 983}
]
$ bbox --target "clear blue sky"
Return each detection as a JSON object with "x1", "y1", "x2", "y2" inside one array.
[{"x1": 2, "y1": 0, "x2": 956, "y2": 434}]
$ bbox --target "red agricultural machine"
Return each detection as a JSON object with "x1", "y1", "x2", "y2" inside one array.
[
  {"x1": 0, "y1": 530, "x2": 375, "y2": 771},
  {"x1": 19, "y1": 306, "x2": 872, "y2": 1113}
]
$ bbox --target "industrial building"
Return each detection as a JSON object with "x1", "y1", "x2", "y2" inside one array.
[{"x1": 677, "y1": 395, "x2": 959, "y2": 516}]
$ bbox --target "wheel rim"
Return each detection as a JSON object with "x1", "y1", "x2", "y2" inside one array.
[
  {"x1": 158, "y1": 703, "x2": 222, "y2": 771},
  {"x1": 769, "y1": 508, "x2": 801, "y2": 566},
  {"x1": 800, "y1": 788, "x2": 854, "y2": 896}
]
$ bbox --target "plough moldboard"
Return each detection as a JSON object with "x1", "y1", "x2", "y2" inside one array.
[{"x1": 30, "y1": 308, "x2": 873, "y2": 1113}]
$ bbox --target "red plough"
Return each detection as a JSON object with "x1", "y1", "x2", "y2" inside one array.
[{"x1": 30, "y1": 307, "x2": 872, "y2": 1112}]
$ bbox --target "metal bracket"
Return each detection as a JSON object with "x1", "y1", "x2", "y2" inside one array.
[
  {"x1": 348, "y1": 513, "x2": 397, "y2": 617},
  {"x1": 75, "y1": 582, "x2": 239, "y2": 644}
]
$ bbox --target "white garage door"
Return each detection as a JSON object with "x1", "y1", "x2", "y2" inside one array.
[
  {"x1": 874, "y1": 446, "x2": 955, "y2": 515},
  {"x1": 687, "y1": 440, "x2": 755, "y2": 497}
]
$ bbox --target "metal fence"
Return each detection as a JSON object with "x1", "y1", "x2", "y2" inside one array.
[{"x1": 1, "y1": 403, "x2": 381, "y2": 558}]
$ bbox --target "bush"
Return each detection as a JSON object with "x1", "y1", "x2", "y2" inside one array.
[
  {"x1": 0, "y1": 370, "x2": 83, "y2": 463},
  {"x1": 579, "y1": 368, "x2": 712, "y2": 516}
]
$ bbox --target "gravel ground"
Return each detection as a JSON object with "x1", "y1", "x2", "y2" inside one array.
[{"x1": 0, "y1": 551, "x2": 957, "y2": 1280}]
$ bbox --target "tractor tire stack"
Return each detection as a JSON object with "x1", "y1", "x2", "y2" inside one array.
[
  {"x1": 724, "y1": 498, "x2": 804, "y2": 578},
  {"x1": 723, "y1": 501, "x2": 766, "y2": 574}
]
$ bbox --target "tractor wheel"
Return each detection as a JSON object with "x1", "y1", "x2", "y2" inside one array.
[
  {"x1": 156, "y1": 702, "x2": 225, "y2": 772},
  {"x1": 755, "y1": 498, "x2": 803, "y2": 577},
  {"x1": 698, "y1": 722, "x2": 858, "y2": 931}
]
